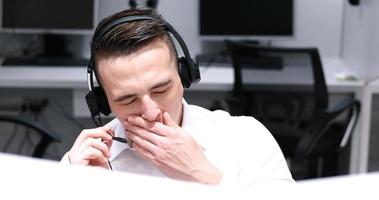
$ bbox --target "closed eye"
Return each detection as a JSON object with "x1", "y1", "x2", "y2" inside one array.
[
  {"x1": 153, "y1": 89, "x2": 167, "y2": 94},
  {"x1": 128, "y1": 99, "x2": 137, "y2": 105},
  {"x1": 120, "y1": 97, "x2": 136, "y2": 105}
]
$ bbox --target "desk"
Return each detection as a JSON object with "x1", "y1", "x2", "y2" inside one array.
[
  {"x1": 0, "y1": 58, "x2": 366, "y2": 174},
  {"x1": 196, "y1": 58, "x2": 362, "y2": 92},
  {"x1": 1, "y1": 153, "x2": 379, "y2": 199},
  {"x1": 0, "y1": 58, "x2": 363, "y2": 90}
]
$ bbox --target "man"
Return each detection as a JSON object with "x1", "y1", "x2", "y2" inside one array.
[{"x1": 61, "y1": 8, "x2": 294, "y2": 187}]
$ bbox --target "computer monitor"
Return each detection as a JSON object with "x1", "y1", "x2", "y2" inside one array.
[
  {"x1": 199, "y1": 0, "x2": 294, "y2": 41},
  {"x1": 0, "y1": 0, "x2": 98, "y2": 34},
  {"x1": 0, "y1": 0, "x2": 99, "y2": 64}
]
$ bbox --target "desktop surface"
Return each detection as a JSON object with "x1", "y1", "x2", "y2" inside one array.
[{"x1": 0, "y1": 58, "x2": 363, "y2": 90}]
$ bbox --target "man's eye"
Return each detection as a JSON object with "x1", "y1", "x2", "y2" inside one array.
[
  {"x1": 122, "y1": 98, "x2": 136, "y2": 105},
  {"x1": 153, "y1": 90, "x2": 167, "y2": 94}
]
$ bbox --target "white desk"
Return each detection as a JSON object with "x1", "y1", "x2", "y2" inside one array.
[
  {"x1": 0, "y1": 58, "x2": 363, "y2": 90},
  {"x1": 0, "y1": 58, "x2": 367, "y2": 174},
  {"x1": 1, "y1": 153, "x2": 379, "y2": 199}
]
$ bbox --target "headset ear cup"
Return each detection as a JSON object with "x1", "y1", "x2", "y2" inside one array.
[
  {"x1": 93, "y1": 87, "x2": 111, "y2": 116},
  {"x1": 178, "y1": 57, "x2": 191, "y2": 88},
  {"x1": 190, "y1": 59, "x2": 201, "y2": 84},
  {"x1": 85, "y1": 90, "x2": 100, "y2": 117}
]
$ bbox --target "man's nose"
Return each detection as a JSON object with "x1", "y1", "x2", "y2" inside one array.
[{"x1": 140, "y1": 95, "x2": 161, "y2": 122}]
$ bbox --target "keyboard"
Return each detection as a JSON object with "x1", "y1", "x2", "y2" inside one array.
[
  {"x1": 196, "y1": 54, "x2": 283, "y2": 69},
  {"x1": 196, "y1": 54, "x2": 232, "y2": 66},
  {"x1": 1, "y1": 57, "x2": 90, "y2": 67}
]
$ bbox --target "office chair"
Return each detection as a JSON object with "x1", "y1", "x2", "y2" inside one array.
[
  {"x1": 225, "y1": 40, "x2": 361, "y2": 180},
  {"x1": 0, "y1": 114, "x2": 60, "y2": 158}
]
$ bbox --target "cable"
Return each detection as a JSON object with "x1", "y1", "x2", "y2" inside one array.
[
  {"x1": 38, "y1": 115, "x2": 61, "y2": 160},
  {"x1": 17, "y1": 102, "x2": 38, "y2": 155},
  {"x1": 50, "y1": 98, "x2": 86, "y2": 129},
  {"x1": 17, "y1": 126, "x2": 28, "y2": 155},
  {"x1": 2, "y1": 106, "x2": 25, "y2": 152},
  {"x1": 0, "y1": 33, "x2": 15, "y2": 57},
  {"x1": 2, "y1": 121, "x2": 20, "y2": 152},
  {"x1": 1, "y1": 97, "x2": 62, "y2": 158},
  {"x1": 0, "y1": 34, "x2": 41, "y2": 58},
  {"x1": 22, "y1": 107, "x2": 44, "y2": 155}
]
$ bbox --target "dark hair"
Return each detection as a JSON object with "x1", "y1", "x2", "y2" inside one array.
[{"x1": 92, "y1": 8, "x2": 178, "y2": 67}]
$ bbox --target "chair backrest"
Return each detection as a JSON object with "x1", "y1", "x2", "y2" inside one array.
[
  {"x1": 225, "y1": 40, "x2": 361, "y2": 179},
  {"x1": 225, "y1": 40, "x2": 329, "y2": 113},
  {"x1": 225, "y1": 40, "x2": 330, "y2": 158},
  {"x1": 0, "y1": 115, "x2": 60, "y2": 158}
]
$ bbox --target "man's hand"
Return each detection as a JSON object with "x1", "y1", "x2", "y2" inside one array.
[
  {"x1": 67, "y1": 126, "x2": 114, "y2": 169},
  {"x1": 126, "y1": 112, "x2": 222, "y2": 185}
]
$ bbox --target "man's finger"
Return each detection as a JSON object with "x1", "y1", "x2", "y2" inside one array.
[
  {"x1": 126, "y1": 123, "x2": 162, "y2": 145},
  {"x1": 75, "y1": 127, "x2": 113, "y2": 145},
  {"x1": 76, "y1": 138, "x2": 111, "y2": 158},
  {"x1": 127, "y1": 130, "x2": 159, "y2": 155},
  {"x1": 127, "y1": 116, "x2": 173, "y2": 136}
]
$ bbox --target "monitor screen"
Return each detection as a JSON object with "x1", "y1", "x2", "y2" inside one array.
[
  {"x1": 0, "y1": 0, "x2": 98, "y2": 34},
  {"x1": 200, "y1": 0, "x2": 294, "y2": 40}
]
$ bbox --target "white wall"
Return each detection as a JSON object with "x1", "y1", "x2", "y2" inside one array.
[
  {"x1": 77, "y1": 0, "x2": 133, "y2": 58},
  {"x1": 157, "y1": 0, "x2": 200, "y2": 56},
  {"x1": 274, "y1": 0, "x2": 343, "y2": 58},
  {"x1": 94, "y1": 0, "x2": 344, "y2": 59},
  {"x1": 341, "y1": 0, "x2": 379, "y2": 80}
]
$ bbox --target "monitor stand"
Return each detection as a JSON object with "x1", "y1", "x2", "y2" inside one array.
[
  {"x1": 41, "y1": 34, "x2": 71, "y2": 58},
  {"x1": 2, "y1": 34, "x2": 89, "y2": 67},
  {"x1": 230, "y1": 40, "x2": 283, "y2": 70},
  {"x1": 240, "y1": 55, "x2": 283, "y2": 70}
]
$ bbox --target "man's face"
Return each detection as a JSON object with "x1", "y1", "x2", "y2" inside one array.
[{"x1": 97, "y1": 39, "x2": 184, "y2": 125}]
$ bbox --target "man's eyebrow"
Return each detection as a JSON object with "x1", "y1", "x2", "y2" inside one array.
[{"x1": 151, "y1": 80, "x2": 171, "y2": 90}]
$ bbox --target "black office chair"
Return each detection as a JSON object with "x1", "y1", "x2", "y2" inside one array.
[
  {"x1": 0, "y1": 114, "x2": 60, "y2": 158},
  {"x1": 225, "y1": 40, "x2": 361, "y2": 180}
]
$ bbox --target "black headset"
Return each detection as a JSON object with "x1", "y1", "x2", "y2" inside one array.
[{"x1": 85, "y1": 14, "x2": 200, "y2": 126}]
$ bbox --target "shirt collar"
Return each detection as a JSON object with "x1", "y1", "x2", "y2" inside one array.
[
  {"x1": 107, "y1": 118, "x2": 130, "y2": 161},
  {"x1": 181, "y1": 99, "x2": 207, "y2": 151}
]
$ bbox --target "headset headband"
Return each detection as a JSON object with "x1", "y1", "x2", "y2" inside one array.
[{"x1": 87, "y1": 15, "x2": 195, "y2": 76}]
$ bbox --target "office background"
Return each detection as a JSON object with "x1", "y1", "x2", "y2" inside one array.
[{"x1": 0, "y1": 0, "x2": 379, "y2": 179}]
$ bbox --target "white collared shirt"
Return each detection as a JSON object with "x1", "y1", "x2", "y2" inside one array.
[{"x1": 61, "y1": 99, "x2": 294, "y2": 187}]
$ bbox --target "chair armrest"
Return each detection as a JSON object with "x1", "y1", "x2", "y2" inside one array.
[
  {"x1": 293, "y1": 99, "x2": 360, "y2": 159},
  {"x1": 326, "y1": 99, "x2": 361, "y2": 148},
  {"x1": 0, "y1": 115, "x2": 61, "y2": 142},
  {"x1": 327, "y1": 99, "x2": 360, "y2": 118}
]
